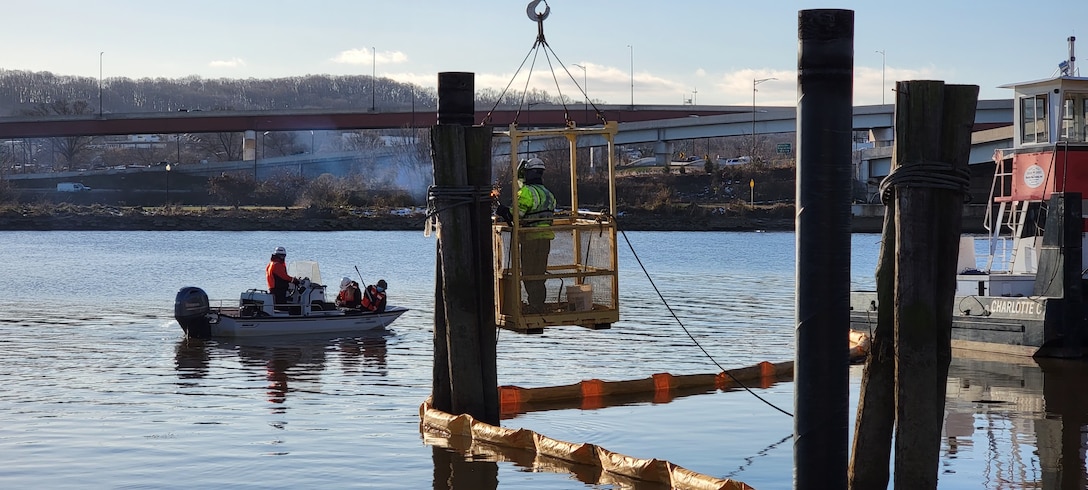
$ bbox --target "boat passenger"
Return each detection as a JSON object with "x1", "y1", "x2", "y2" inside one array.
[
  {"x1": 362, "y1": 279, "x2": 388, "y2": 313},
  {"x1": 266, "y1": 246, "x2": 299, "y2": 308},
  {"x1": 336, "y1": 276, "x2": 363, "y2": 309}
]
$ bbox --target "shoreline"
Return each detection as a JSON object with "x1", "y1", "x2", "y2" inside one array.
[{"x1": 0, "y1": 205, "x2": 891, "y2": 233}]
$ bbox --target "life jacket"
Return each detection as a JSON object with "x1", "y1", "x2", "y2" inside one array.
[
  {"x1": 337, "y1": 287, "x2": 361, "y2": 308},
  {"x1": 517, "y1": 183, "x2": 556, "y2": 240},
  {"x1": 362, "y1": 285, "x2": 387, "y2": 312}
]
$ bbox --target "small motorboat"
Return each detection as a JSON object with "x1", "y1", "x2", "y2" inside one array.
[{"x1": 173, "y1": 260, "x2": 407, "y2": 338}]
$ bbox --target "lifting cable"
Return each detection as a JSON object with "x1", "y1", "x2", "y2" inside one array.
[
  {"x1": 618, "y1": 226, "x2": 794, "y2": 417},
  {"x1": 480, "y1": 0, "x2": 608, "y2": 127}
]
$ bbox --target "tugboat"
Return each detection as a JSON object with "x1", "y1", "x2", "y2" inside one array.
[{"x1": 851, "y1": 37, "x2": 1088, "y2": 357}]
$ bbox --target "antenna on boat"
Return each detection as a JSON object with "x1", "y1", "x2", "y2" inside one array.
[{"x1": 1068, "y1": 36, "x2": 1077, "y2": 76}]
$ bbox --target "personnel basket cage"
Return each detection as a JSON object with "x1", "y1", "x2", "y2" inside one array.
[{"x1": 493, "y1": 122, "x2": 620, "y2": 333}]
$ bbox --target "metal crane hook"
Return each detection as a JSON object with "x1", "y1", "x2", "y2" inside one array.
[{"x1": 526, "y1": 0, "x2": 550, "y2": 22}]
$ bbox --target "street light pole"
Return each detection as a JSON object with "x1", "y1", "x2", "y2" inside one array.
[
  {"x1": 876, "y1": 50, "x2": 886, "y2": 105},
  {"x1": 176, "y1": 134, "x2": 181, "y2": 164},
  {"x1": 98, "y1": 51, "x2": 104, "y2": 117},
  {"x1": 165, "y1": 164, "x2": 171, "y2": 206},
  {"x1": 370, "y1": 47, "x2": 376, "y2": 112},
  {"x1": 752, "y1": 77, "x2": 776, "y2": 159},
  {"x1": 573, "y1": 63, "x2": 587, "y2": 124},
  {"x1": 627, "y1": 45, "x2": 634, "y2": 107}
]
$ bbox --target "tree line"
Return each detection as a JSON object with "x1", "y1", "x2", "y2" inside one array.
[{"x1": 0, "y1": 69, "x2": 577, "y2": 116}]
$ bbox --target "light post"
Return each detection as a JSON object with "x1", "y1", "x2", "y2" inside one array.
[
  {"x1": 98, "y1": 51, "x2": 104, "y2": 117},
  {"x1": 370, "y1": 47, "x2": 376, "y2": 112},
  {"x1": 572, "y1": 63, "x2": 587, "y2": 124},
  {"x1": 876, "y1": 50, "x2": 886, "y2": 105},
  {"x1": 261, "y1": 131, "x2": 270, "y2": 180},
  {"x1": 527, "y1": 102, "x2": 540, "y2": 127},
  {"x1": 752, "y1": 77, "x2": 776, "y2": 159},
  {"x1": 627, "y1": 45, "x2": 634, "y2": 107},
  {"x1": 165, "y1": 164, "x2": 171, "y2": 206},
  {"x1": 176, "y1": 134, "x2": 181, "y2": 165}
]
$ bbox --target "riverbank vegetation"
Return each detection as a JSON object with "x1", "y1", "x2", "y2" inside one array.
[{"x1": 0, "y1": 157, "x2": 821, "y2": 232}]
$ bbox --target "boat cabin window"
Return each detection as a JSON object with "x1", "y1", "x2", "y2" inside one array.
[
  {"x1": 1061, "y1": 92, "x2": 1088, "y2": 143},
  {"x1": 1021, "y1": 94, "x2": 1048, "y2": 144}
]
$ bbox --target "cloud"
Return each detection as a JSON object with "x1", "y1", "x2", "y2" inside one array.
[
  {"x1": 208, "y1": 58, "x2": 246, "y2": 69},
  {"x1": 332, "y1": 48, "x2": 408, "y2": 66}
]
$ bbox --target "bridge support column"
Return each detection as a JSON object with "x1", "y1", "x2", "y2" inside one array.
[
  {"x1": 243, "y1": 130, "x2": 256, "y2": 161},
  {"x1": 653, "y1": 140, "x2": 669, "y2": 168}
]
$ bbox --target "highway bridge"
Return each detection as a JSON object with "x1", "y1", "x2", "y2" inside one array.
[
  {"x1": 0, "y1": 101, "x2": 1012, "y2": 145},
  {"x1": 1, "y1": 101, "x2": 1015, "y2": 204}
]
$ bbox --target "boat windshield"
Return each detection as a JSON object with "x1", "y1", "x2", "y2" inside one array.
[{"x1": 287, "y1": 260, "x2": 323, "y2": 286}]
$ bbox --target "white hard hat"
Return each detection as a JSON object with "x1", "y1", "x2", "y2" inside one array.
[
  {"x1": 340, "y1": 277, "x2": 352, "y2": 289},
  {"x1": 524, "y1": 157, "x2": 545, "y2": 170},
  {"x1": 273, "y1": 246, "x2": 286, "y2": 255}
]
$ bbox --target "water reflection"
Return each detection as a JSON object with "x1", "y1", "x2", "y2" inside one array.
[
  {"x1": 943, "y1": 352, "x2": 1088, "y2": 489},
  {"x1": 173, "y1": 330, "x2": 390, "y2": 407},
  {"x1": 174, "y1": 338, "x2": 211, "y2": 379}
]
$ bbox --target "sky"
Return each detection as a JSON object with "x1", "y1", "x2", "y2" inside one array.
[{"x1": 1, "y1": 0, "x2": 1085, "y2": 108}]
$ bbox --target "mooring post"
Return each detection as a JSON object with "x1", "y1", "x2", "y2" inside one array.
[
  {"x1": 430, "y1": 72, "x2": 498, "y2": 423},
  {"x1": 795, "y1": 9, "x2": 853, "y2": 489},
  {"x1": 1034, "y1": 191, "x2": 1085, "y2": 358},
  {"x1": 889, "y1": 81, "x2": 977, "y2": 489},
  {"x1": 849, "y1": 185, "x2": 896, "y2": 488}
]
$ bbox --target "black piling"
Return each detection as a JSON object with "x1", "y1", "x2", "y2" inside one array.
[
  {"x1": 1034, "y1": 191, "x2": 1084, "y2": 358},
  {"x1": 794, "y1": 9, "x2": 853, "y2": 489},
  {"x1": 431, "y1": 72, "x2": 498, "y2": 423}
]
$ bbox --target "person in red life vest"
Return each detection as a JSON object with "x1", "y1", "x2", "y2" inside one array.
[
  {"x1": 336, "y1": 276, "x2": 363, "y2": 309},
  {"x1": 265, "y1": 246, "x2": 299, "y2": 308},
  {"x1": 361, "y1": 279, "x2": 388, "y2": 312}
]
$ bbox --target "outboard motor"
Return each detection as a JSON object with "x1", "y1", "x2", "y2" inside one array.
[{"x1": 175, "y1": 287, "x2": 212, "y2": 338}]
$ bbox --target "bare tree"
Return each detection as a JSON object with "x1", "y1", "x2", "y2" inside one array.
[
  {"x1": 20, "y1": 99, "x2": 95, "y2": 167},
  {"x1": 191, "y1": 132, "x2": 243, "y2": 162}
]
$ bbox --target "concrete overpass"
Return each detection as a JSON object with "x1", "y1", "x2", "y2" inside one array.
[{"x1": 3, "y1": 100, "x2": 1014, "y2": 198}]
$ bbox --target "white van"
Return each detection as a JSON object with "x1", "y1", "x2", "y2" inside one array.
[{"x1": 57, "y1": 182, "x2": 91, "y2": 192}]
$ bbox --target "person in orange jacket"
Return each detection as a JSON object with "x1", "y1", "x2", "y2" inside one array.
[
  {"x1": 336, "y1": 277, "x2": 363, "y2": 309},
  {"x1": 265, "y1": 246, "x2": 299, "y2": 307},
  {"x1": 361, "y1": 279, "x2": 388, "y2": 312}
]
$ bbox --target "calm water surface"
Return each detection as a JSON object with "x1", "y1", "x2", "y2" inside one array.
[{"x1": 0, "y1": 230, "x2": 1080, "y2": 488}]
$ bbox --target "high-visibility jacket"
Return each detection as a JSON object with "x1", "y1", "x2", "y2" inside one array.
[
  {"x1": 266, "y1": 260, "x2": 293, "y2": 290},
  {"x1": 517, "y1": 183, "x2": 556, "y2": 240}
]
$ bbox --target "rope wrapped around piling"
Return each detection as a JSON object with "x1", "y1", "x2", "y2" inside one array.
[
  {"x1": 424, "y1": 185, "x2": 495, "y2": 237},
  {"x1": 877, "y1": 161, "x2": 971, "y2": 206}
]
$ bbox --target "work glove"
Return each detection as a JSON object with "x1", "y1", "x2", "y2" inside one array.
[{"x1": 495, "y1": 204, "x2": 514, "y2": 225}]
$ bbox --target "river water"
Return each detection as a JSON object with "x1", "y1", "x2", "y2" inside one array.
[{"x1": 0, "y1": 230, "x2": 1082, "y2": 489}]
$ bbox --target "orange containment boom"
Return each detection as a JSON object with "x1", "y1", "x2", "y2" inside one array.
[{"x1": 498, "y1": 360, "x2": 794, "y2": 418}]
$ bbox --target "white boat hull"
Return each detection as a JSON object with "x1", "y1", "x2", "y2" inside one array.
[
  {"x1": 175, "y1": 285, "x2": 408, "y2": 338},
  {"x1": 208, "y1": 306, "x2": 407, "y2": 337}
]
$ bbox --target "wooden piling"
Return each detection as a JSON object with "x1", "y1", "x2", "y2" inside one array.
[
  {"x1": 848, "y1": 196, "x2": 896, "y2": 489},
  {"x1": 430, "y1": 72, "x2": 498, "y2": 424},
  {"x1": 849, "y1": 80, "x2": 978, "y2": 489},
  {"x1": 892, "y1": 81, "x2": 977, "y2": 489}
]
